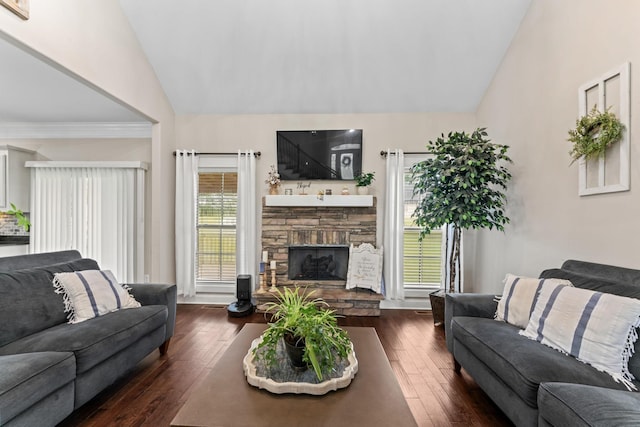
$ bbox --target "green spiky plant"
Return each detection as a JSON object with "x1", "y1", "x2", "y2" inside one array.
[{"x1": 253, "y1": 287, "x2": 351, "y2": 381}]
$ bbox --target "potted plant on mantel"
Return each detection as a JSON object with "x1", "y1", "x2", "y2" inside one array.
[
  {"x1": 410, "y1": 128, "x2": 512, "y2": 325},
  {"x1": 253, "y1": 287, "x2": 352, "y2": 381},
  {"x1": 354, "y1": 171, "x2": 375, "y2": 195}
]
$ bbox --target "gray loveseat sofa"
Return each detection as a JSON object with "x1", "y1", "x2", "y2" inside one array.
[
  {"x1": 0, "y1": 250, "x2": 177, "y2": 427},
  {"x1": 445, "y1": 260, "x2": 640, "y2": 426}
]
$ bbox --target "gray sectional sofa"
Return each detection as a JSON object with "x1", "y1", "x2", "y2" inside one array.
[
  {"x1": 0, "y1": 250, "x2": 177, "y2": 427},
  {"x1": 445, "y1": 260, "x2": 640, "y2": 426}
]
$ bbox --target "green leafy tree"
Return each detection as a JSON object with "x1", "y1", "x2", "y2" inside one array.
[{"x1": 410, "y1": 128, "x2": 512, "y2": 292}]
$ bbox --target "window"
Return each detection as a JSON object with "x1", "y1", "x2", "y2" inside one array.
[
  {"x1": 196, "y1": 171, "x2": 237, "y2": 285},
  {"x1": 403, "y1": 162, "x2": 442, "y2": 289}
]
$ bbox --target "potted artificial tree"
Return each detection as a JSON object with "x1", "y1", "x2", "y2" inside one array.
[
  {"x1": 253, "y1": 287, "x2": 352, "y2": 381},
  {"x1": 354, "y1": 172, "x2": 375, "y2": 195},
  {"x1": 410, "y1": 128, "x2": 512, "y2": 325}
]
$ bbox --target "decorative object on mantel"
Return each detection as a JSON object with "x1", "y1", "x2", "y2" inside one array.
[
  {"x1": 265, "y1": 164, "x2": 281, "y2": 195},
  {"x1": 0, "y1": 0, "x2": 29, "y2": 19},
  {"x1": 341, "y1": 186, "x2": 350, "y2": 195},
  {"x1": 346, "y1": 243, "x2": 383, "y2": 294},
  {"x1": 252, "y1": 287, "x2": 353, "y2": 383},
  {"x1": 354, "y1": 172, "x2": 375, "y2": 195},
  {"x1": 568, "y1": 105, "x2": 624, "y2": 165},
  {"x1": 297, "y1": 181, "x2": 310, "y2": 195},
  {"x1": 411, "y1": 128, "x2": 512, "y2": 325}
]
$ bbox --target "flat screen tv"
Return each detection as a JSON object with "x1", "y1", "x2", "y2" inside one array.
[{"x1": 276, "y1": 129, "x2": 363, "y2": 180}]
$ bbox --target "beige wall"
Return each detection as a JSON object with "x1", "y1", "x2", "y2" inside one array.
[
  {"x1": 0, "y1": 0, "x2": 176, "y2": 282},
  {"x1": 471, "y1": 0, "x2": 640, "y2": 293},
  {"x1": 176, "y1": 112, "x2": 476, "y2": 246}
]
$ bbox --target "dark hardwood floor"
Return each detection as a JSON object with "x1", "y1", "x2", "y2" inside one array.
[{"x1": 58, "y1": 305, "x2": 512, "y2": 427}]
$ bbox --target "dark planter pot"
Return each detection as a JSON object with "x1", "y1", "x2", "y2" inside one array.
[
  {"x1": 429, "y1": 289, "x2": 446, "y2": 327},
  {"x1": 283, "y1": 334, "x2": 307, "y2": 371}
]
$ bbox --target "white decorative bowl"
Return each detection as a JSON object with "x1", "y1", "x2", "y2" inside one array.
[{"x1": 243, "y1": 335, "x2": 358, "y2": 395}]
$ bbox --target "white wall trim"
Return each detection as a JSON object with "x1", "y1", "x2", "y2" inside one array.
[{"x1": 0, "y1": 122, "x2": 152, "y2": 139}]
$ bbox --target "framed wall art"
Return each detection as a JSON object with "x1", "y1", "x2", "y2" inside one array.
[
  {"x1": 577, "y1": 62, "x2": 630, "y2": 196},
  {"x1": 1, "y1": 0, "x2": 29, "y2": 20}
]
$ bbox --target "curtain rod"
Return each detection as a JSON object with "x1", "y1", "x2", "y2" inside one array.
[
  {"x1": 173, "y1": 151, "x2": 261, "y2": 158},
  {"x1": 380, "y1": 150, "x2": 430, "y2": 157}
]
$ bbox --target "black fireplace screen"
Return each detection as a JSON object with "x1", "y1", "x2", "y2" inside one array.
[{"x1": 288, "y1": 245, "x2": 349, "y2": 281}]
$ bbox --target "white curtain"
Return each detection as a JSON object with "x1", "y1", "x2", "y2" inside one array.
[
  {"x1": 383, "y1": 149, "x2": 405, "y2": 300},
  {"x1": 236, "y1": 150, "x2": 257, "y2": 288},
  {"x1": 175, "y1": 150, "x2": 199, "y2": 297},
  {"x1": 30, "y1": 165, "x2": 144, "y2": 283}
]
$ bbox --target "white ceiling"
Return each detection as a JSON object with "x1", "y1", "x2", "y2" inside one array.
[
  {"x1": 0, "y1": 0, "x2": 531, "y2": 124},
  {"x1": 0, "y1": 36, "x2": 147, "y2": 123}
]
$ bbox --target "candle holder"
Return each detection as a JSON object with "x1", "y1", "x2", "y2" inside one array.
[
  {"x1": 269, "y1": 269, "x2": 278, "y2": 292},
  {"x1": 259, "y1": 262, "x2": 267, "y2": 293}
]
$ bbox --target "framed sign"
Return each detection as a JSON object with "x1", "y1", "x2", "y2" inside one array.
[
  {"x1": 346, "y1": 243, "x2": 383, "y2": 294},
  {"x1": 1, "y1": 0, "x2": 29, "y2": 19}
]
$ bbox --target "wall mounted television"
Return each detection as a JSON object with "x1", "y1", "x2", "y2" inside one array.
[{"x1": 276, "y1": 129, "x2": 363, "y2": 180}]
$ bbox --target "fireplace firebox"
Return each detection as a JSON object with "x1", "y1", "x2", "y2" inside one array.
[{"x1": 288, "y1": 245, "x2": 349, "y2": 281}]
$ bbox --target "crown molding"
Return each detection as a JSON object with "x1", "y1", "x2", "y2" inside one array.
[{"x1": 0, "y1": 122, "x2": 152, "y2": 139}]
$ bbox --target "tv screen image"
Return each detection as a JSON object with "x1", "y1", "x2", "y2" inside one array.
[{"x1": 276, "y1": 129, "x2": 363, "y2": 180}]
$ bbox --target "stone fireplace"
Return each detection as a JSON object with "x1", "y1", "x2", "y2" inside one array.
[{"x1": 256, "y1": 195, "x2": 382, "y2": 316}]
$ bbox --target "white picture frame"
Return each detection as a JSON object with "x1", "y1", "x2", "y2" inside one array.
[{"x1": 578, "y1": 62, "x2": 630, "y2": 196}]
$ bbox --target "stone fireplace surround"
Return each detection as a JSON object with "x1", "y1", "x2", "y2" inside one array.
[{"x1": 255, "y1": 196, "x2": 383, "y2": 316}]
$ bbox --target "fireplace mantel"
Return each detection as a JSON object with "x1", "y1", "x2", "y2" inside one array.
[{"x1": 264, "y1": 195, "x2": 373, "y2": 207}]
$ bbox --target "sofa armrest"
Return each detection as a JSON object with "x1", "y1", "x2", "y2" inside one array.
[
  {"x1": 127, "y1": 283, "x2": 177, "y2": 346},
  {"x1": 445, "y1": 293, "x2": 498, "y2": 353}
]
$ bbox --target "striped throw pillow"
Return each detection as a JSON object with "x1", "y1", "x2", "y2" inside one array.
[
  {"x1": 53, "y1": 270, "x2": 141, "y2": 324},
  {"x1": 495, "y1": 274, "x2": 572, "y2": 329},
  {"x1": 520, "y1": 285, "x2": 640, "y2": 390}
]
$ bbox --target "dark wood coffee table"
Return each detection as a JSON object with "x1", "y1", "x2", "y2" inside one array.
[{"x1": 171, "y1": 323, "x2": 417, "y2": 427}]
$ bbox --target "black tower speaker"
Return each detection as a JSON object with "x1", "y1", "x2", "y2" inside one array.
[{"x1": 227, "y1": 274, "x2": 254, "y2": 317}]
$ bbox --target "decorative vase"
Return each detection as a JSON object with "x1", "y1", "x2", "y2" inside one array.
[
  {"x1": 356, "y1": 186, "x2": 368, "y2": 195},
  {"x1": 283, "y1": 334, "x2": 307, "y2": 370},
  {"x1": 269, "y1": 185, "x2": 279, "y2": 195}
]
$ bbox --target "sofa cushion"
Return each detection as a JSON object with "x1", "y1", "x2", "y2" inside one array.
[
  {"x1": 451, "y1": 317, "x2": 637, "y2": 408},
  {"x1": 538, "y1": 382, "x2": 640, "y2": 426},
  {"x1": 0, "y1": 352, "x2": 76, "y2": 423},
  {"x1": 53, "y1": 270, "x2": 141, "y2": 324},
  {"x1": 0, "y1": 258, "x2": 100, "y2": 347},
  {"x1": 0, "y1": 305, "x2": 167, "y2": 374},
  {"x1": 521, "y1": 285, "x2": 640, "y2": 390},
  {"x1": 496, "y1": 274, "x2": 572, "y2": 329},
  {"x1": 540, "y1": 268, "x2": 640, "y2": 299}
]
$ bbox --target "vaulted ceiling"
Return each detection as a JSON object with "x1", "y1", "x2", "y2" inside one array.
[{"x1": 0, "y1": 0, "x2": 531, "y2": 123}]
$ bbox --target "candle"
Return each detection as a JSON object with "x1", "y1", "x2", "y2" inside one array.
[
  {"x1": 270, "y1": 260, "x2": 276, "y2": 270},
  {"x1": 262, "y1": 251, "x2": 268, "y2": 263},
  {"x1": 259, "y1": 262, "x2": 265, "y2": 273}
]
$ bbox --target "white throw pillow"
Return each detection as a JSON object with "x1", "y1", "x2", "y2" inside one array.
[
  {"x1": 495, "y1": 274, "x2": 572, "y2": 329},
  {"x1": 520, "y1": 285, "x2": 640, "y2": 390},
  {"x1": 53, "y1": 270, "x2": 141, "y2": 324}
]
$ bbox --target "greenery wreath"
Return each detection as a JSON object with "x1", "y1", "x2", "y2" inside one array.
[{"x1": 568, "y1": 106, "x2": 624, "y2": 164}]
